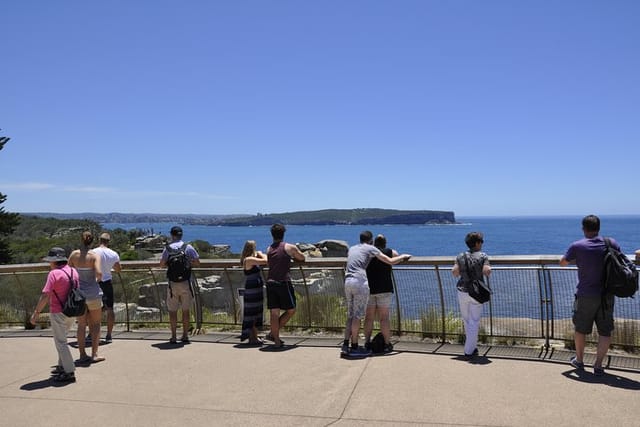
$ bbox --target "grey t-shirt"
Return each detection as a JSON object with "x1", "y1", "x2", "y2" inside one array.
[
  {"x1": 345, "y1": 243, "x2": 381, "y2": 280},
  {"x1": 455, "y1": 250, "x2": 489, "y2": 293}
]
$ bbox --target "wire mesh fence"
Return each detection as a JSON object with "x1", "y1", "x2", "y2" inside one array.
[{"x1": 1, "y1": 258, "x2": 638, "y2": 349}]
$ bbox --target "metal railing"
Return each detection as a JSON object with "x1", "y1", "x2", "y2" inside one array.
[{"x1": 1, "y1": 256, "x2": 638, "y2": 349}]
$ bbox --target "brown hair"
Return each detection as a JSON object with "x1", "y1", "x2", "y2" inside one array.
[
  {"x1": 240, "y1": 240, "x2": 257, "y2": 267},
  {"x1": 82, "y1": 231, "x2": 94, "y2": 247}
]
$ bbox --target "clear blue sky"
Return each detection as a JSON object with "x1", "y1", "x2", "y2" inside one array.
[{"x1": 2, "y1": 1, "x2": 639, "y2": 217}]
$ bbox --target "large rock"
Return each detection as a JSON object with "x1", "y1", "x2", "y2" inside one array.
[{"x1": 315, "y1": 240, "x2": 349, "y2": 257}]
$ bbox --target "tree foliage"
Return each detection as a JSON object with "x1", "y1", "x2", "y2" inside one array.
[
  {"x1": 7, "y1": 216, "x2": 146, "y2": 264},
  {"x1": 0, "y1": 193, "x2": 21, "y2": 264}
]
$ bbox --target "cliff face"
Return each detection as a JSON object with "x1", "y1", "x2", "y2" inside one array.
[{"x1": 219, "y1": 209, "x2": 456, "y2": 226}]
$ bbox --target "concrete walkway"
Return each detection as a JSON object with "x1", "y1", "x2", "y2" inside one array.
[{"x1": 1, "y1": 330, "x2": 640, "y2": 426}]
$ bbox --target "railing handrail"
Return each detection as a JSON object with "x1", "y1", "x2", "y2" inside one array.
[{"x1": 2, "y1": 255, "x2": 639, "y2": 350}]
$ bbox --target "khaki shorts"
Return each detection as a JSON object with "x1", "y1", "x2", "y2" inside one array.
[
  {"x1": 367, "y1": 292, "x2": 393, "y2": 309},
  {"x1": 167, "y1": 281, "x2": 193, "y2": 312},
  {"x1": 85, "y1": 298, "x2": 103, "y2": 311}
]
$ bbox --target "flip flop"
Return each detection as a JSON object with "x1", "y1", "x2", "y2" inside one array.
[{"x1": 91, "y1": 356, "x2": 105, "y2": 363}]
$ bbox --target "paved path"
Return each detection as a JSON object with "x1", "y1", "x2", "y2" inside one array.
[{"x1": 1, "y1": 331, "x2": 640, "y2": 426}]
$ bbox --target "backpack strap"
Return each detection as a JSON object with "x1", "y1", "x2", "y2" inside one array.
[
  {"x1": 601, "y1": 236, "x2": 613, "y2": 313},
  {"x1": 52, "y1": 267, "x2": 76, "y2": 307}
]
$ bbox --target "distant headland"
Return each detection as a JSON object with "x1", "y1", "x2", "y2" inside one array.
[{"x1": 24, "y1": 208, "x2": 456, "y2": 226}]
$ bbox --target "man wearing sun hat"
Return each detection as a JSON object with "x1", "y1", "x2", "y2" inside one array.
[
  {"x1": 30, "y1": 247, "x2": 79, "y2": 383},
  {"x1": 92, "y1": 232, "x2": 121, "y2": 343}
]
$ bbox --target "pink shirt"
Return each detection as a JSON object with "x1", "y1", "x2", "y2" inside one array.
[{"x1": 42, "y1": 265, "x2": 78, "y2": 313}]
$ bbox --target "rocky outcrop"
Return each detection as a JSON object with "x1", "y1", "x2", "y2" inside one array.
[{"x1": 314, "y1": 240, "x2": 349, "y2": 257}]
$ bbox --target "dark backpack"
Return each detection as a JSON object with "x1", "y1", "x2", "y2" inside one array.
[
  {"x1": 602, "y1": 237, "x2": 639, "y2": 298},
  {"x1": 166, "y1": 242, "x2": 192, "y2": 282},
  {"x1": 53, "y1": 268, "x2": 87, "y2": 317},
  {"x1": 370, "y1": 332, "x2": 386, "y2": 354}
]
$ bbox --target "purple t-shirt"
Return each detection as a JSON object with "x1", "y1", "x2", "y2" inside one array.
[{"x1": 563, "y1": 236, "x2": 620, "y2": 297}]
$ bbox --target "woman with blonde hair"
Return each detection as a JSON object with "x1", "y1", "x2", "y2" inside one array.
[
  {"x1": 68, "y1": 231, "x2": 105, "y2": 363},
  {"x1": 240, "y1": 240, "x2": 268, "y2": 345}
]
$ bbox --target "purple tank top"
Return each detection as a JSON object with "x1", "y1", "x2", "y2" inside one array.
[{"x1": 267, "y1": 242, "x2": 291, "y2": 282}]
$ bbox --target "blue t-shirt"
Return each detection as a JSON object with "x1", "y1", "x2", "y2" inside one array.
[{"x1": 563, "y1": 236, "x2": 620, "y2": 297}]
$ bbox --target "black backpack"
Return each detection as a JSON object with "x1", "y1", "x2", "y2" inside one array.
[
  {"x1": 166, "y1": 243, "x2": 192, "y2": 282},
  {"x1": 602, "y1": 237, "x2": 639, "y2": 298},
  {"x1": 370, "y1": 332, "x2": 386, "y2": 354}
]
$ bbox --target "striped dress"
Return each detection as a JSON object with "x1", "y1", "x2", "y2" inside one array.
[{"x1": 240, "y1": 265, "x2": 264, "y2": 341}]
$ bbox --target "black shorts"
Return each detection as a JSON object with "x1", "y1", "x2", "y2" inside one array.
[
  {"x1": 266, "y1": 281, "x2": 296, "y2": 311},
  {"x1": 99, "y1": 280, "x2": 114, "y2": 309},
  {"x1": 572, "y1": 294, "x2": 614, "y2": 336}
]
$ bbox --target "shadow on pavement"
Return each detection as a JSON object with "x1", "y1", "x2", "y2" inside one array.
[
  {"x1": 151, "y1": 342, "x2": 185, "y2": 350},
  {"x1": 20, "y1": 378, "x2": 74, "y2": 391},
  {"x1": 562, "y1": 369, "x2": 640, "y2": 390}
]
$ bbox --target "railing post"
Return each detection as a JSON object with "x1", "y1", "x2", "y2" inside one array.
[
  {"x1": 190, "y1": 270, "x2": 202, "y2": 333},
  {"x1": 434, "y1": 265, "x2": 447, "y2": 343},
  {"x1": 541, "y1": 266, "x2": 552, "y2": 350},
  {"x1": 116, "y1": 271, "x2": 130, "y2": 332},
  {"x1": 391, "y1": 268, "x2": 402, "y2": 337},
  {"x1": 298, "y1": 265, "x2": 312, "y2": 329},
  {"x1": 13, "y1": 272, "x2": 31, "y2": 329},
  {"x1": 486, "y1": 276, "x2": 493, "y2": 337},
  {"x1": 223, "y1": 267, "x2": 238, "y2": 325},
  {"x1": 148, "y1": 267, "x2": 163, "y2": 322}
]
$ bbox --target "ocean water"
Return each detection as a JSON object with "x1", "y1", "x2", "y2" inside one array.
[{"x1": 102, "y1": 215, "x2": 640, "y2": 257}]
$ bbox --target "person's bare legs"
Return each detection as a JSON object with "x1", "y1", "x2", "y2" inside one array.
[
  {"x1": 105, "y1": 308, "x2": 114, "y2": 337},
  {"x1": 77, "y1": 313, "x2": 89, "y2": 359},
  {"x1": 378, "y1": 305, "x2": 391, "y2": 344},
  {"x1": 595, "y1": 335, "x2": 611, "y2": 369},
  {"x1": 279, "y1": 308, "x2": 295, "y2": 329},
  {"x1": 169, "y1": 310, "x2": 178, "y2": 341},
  {"x1": 270, "y1": 308, "x2": 281, "y2": 344},
  {"x1": 181, "y1": 309, "x2": 190, "y2": 339},
  {"x1": 574, "y1": 331, "x2": 586, "y2": 362},
  {"x1": 87, "y1": 308, "x2": 103, "y2": 361},
  {"x1": 350, "y1": 317, "x2": 362, "y2": 346},
  {"x1": 363, "y1": 305, "x2": 376, "y2": 343}
]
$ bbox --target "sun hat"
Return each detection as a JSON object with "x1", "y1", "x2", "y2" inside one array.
[{"x1": 42, "y1": 247, "x2": 68, "y2": 262}]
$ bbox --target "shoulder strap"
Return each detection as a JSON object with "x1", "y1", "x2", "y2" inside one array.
[
  {"x1": 462, "y1": 252, "x2": 473, "y2": 278},
  {"x1": 52, "y1": 267, "x2": 75, "y2": 306},
  {"x1": 603, "y1": 237, "x2": 611, "y2": 249},
  {"x1": 59, "y1": 267, "x2": 77, "y2": 289}
]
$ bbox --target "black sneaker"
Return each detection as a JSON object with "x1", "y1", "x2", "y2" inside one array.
[
  {"x1": 51, "y1": 365, "x2": 64, "y2": 375},
  {"x1": 570, "y1": 356, "x2": 585, "y2": 371},
  {"x1": 340, "y1": 343, "x2": 350, "y2": 356},
  {"x1": 105, "y1": 334, "x2": 112, "y2": 344},
  {"x1": 52, "y1": 372, "x2": 76, "y2": 383},
  {"x1": 349, "y1": 346, "x2": 372, "y2": 358}
]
